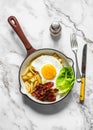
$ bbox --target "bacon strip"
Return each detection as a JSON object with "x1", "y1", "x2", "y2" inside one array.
[{"x1": 32, "y1": 82, "x2": 58, "y2": 102}]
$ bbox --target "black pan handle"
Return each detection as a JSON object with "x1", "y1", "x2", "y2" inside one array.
[{"x1": 8, "y1": 16, "x2": 36, "y2": 56}]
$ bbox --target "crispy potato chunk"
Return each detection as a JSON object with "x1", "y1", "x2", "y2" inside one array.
[{"x1": 21, "y1": 65, "x2": 42, "y2": 93}]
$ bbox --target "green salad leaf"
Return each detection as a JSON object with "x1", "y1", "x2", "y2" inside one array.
[{"x1": 56, "y1": 66, "x2": 75, "y2": 94}]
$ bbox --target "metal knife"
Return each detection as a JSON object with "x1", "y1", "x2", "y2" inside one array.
[{"x1": 80, "y1": 44, "x2": 87, "y2": 103}]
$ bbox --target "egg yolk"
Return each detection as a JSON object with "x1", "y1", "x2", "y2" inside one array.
[{"x1": 41, "y1": 64, "x2": 56, "y2": 80}]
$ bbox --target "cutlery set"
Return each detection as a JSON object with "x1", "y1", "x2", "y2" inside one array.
[{"x1": 70, "y1": 33, "x2": 87, "y2": 103}]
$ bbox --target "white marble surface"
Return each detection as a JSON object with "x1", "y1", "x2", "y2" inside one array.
[{"x1": 0, "y1": 0, "x2": 93, "y2": 130}]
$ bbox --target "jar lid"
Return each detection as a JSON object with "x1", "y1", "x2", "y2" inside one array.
[{"x1": 50, "y1": 21, "x2": 62, "y2": 36}]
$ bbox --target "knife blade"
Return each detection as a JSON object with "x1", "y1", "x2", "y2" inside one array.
[{"x1": 80, "y1": 44, "x2": 87, "y2": 103}]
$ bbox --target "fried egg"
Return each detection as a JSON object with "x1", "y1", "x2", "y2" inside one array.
[{"x1": 31, "y1": 55, "x2": 63, "y2": 85}]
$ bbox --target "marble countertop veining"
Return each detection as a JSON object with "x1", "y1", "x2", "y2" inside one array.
[{"x1": 0, "y1": 0, "x2": 93, "y2": 130}]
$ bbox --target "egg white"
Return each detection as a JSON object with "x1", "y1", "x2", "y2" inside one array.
[{"x1": 31, "y1": 55, "x2": 63, "y2": 87}]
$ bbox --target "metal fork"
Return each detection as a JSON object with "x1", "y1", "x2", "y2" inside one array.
[{"x1": 70, "y1": 33, "x2": 81, "y2": 82}]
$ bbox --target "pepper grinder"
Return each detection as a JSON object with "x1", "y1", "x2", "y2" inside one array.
[{"x1": 50, "y1": 21, "x2": 62, "y2": 36}]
